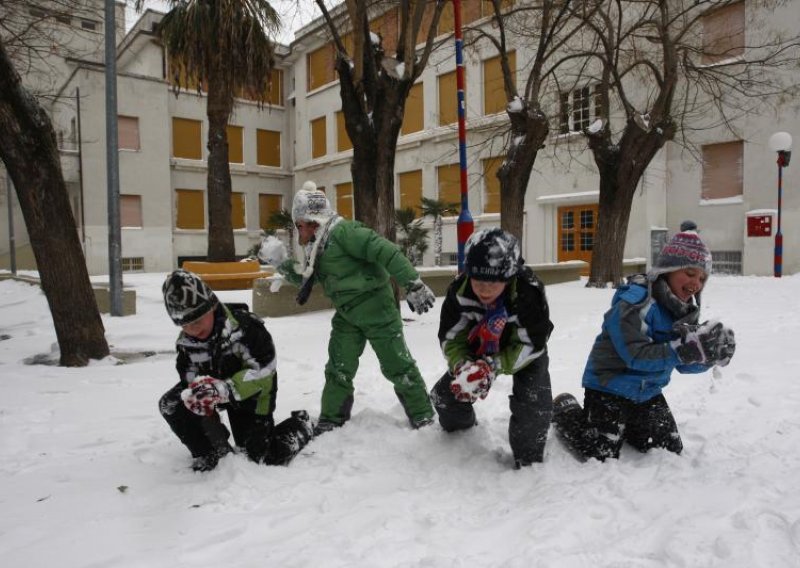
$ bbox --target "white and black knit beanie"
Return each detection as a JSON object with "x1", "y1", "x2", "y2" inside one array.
[
  {"x1": 292, "y1": 181, "x2": 335, "y2": 225},
  {"x1": 464, "y1": 228, "x2": 522, "y2": 282},
  {"x1": 162, "y1": 269, "x2": 218, "y2": 326},
  {"x1": 648, "y1": 221, "x2": 712, "y2": 280}
]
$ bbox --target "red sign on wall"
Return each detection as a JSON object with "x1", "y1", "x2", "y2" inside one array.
[{"x1": 747, "y1": 215, "x2": 772, "y2": 237}]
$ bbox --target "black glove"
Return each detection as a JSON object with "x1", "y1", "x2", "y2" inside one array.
[
  {"x1": 671, "y1": 321, "x2": 729, "y2": 366},
  {"x1": 406, "y1": 279, "x2": 435, "y2": 314}
]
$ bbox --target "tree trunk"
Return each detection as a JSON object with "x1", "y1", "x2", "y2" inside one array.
[
  {"x1": 205, "y1": 82, "x2": 235, "y2": 262},
  {"x1": 337, "y1": 56, "x2": 409, "y2": 242},
  {"x1": 587, "y1": 121, "x2": 674, "y2": 287},
  {"x1": 588, "y1": 174, "x2": 631, "y2": 287},
  {"x1": 497, "y1": 106, "x2": 549, "y2": 241},
  {"x1": 0, "y1": 39, "x2": 109, "y2": 366}
]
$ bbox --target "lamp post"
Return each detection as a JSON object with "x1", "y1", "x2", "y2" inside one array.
[{"x1": 768, "y1": 132, "x2": 792, "y2": 277}]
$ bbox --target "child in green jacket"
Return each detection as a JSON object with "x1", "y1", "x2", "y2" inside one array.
[{"x1": 263, "y1": 182, "x2": 436, "y2": 434}]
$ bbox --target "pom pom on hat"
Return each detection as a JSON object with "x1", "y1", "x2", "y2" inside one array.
[
  {"x1": 648, "y1": 222, "x2": 712, "y2": 280},
  {"x1": 302, "y1": 180, "x2": 317, "y2": 192}
]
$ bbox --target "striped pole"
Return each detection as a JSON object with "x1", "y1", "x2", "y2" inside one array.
[{"x1": 454, "y1": 0, "x2": 473, "y2": 272}]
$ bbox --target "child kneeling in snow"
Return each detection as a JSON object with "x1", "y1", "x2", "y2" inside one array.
[
  {"x1": 552, "y1": 223, "x2": 736, "y2": 462},
  {"x1": 159, "y1": 270, "x2": 313, "y2": 472},
  {"x1": 430, "y1": 228, "x2": 554, "y2": 468}
]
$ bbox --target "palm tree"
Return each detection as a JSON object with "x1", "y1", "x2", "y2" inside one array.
[
  {"x1": 395, "y1": 207, "x2": 429, "y2": 266},
  {"x1": 421, "y1": 197, "x2": 457, "y2": 267},
  {"x1": 141, "y1": 0, "x2": 280, "y2": 261}
]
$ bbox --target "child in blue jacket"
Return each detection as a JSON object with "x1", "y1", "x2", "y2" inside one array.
[{"x1": 552, "y1": 223, "x2": 735, "y2": 461}]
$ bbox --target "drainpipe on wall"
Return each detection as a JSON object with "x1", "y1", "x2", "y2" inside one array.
[
  {"x1": 5, "y1": 169, "x2": 16, "y2": 275},
  {"x1": 76, "y1": 86, "x2": 86, "y2": 248}
]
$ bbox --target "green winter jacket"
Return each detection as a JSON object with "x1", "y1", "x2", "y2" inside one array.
[{"x1": 285, "y1": 219, "x2": 419, "y2": 310}]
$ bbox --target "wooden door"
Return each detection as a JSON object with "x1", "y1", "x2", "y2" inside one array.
[{"x1": 557, "y1": 204, "x2": 599, "y2": 275}]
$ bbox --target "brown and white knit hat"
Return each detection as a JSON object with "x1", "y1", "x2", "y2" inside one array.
[{"x1": 648, "y1": 221, "x2": 712, "y2": 280}]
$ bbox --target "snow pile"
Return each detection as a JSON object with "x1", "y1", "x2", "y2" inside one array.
[{"x1": 1, "y1": 273, "x2": 799, "y2": 567}]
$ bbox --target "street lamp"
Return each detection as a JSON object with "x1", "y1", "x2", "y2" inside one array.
[{"x1": 768, "y1": 132, "x2": 792, "y2": 277}]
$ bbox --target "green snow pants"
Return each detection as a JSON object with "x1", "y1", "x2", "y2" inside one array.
[{"x1": 320, "y1": 287, "x2": 434, "y2": 427}]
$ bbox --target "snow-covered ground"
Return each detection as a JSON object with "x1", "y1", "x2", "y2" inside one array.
[{"x1": 1, "y1": 272, "x2": 798, "y2": 567}]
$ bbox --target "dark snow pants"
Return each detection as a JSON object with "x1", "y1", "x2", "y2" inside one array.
[
  {"x1": 553, "y1": 388, "x2": 683, "y2": 461},
  {"x1": 159, "y1": 383, "x2": 312, "y2": 465},
  {"x1": 320, "y1": 287, "x2": 434, "y2": 427},
  {"x1": 430, "y1": 354, "x2": 552, "y2": 465}
]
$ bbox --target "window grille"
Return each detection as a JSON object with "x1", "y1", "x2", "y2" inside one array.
[
  {"x1": 121, "y1": 257, "x2": 145, "y2": 273},
  {"x1": 711, "y1": 250, "x2": 742, "y2": 275}
]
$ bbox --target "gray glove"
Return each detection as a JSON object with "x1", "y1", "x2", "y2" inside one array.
[
  {"x1": 405, "y1": 279, "x2": 435, "y2": 314},
  {"x1": 671, "y1": 320, "x2": 733, "y2": 366}
]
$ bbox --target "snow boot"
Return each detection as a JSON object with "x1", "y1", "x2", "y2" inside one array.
[
  {"x1": 313, "y1": 418, "x2": 343, "y2": 436},
  {"x1": 191, "y1": 443, "x2": 233, "y2": 472},
  {"x1": 411, "y1": 415, "x2": 434, "y2": 429}
]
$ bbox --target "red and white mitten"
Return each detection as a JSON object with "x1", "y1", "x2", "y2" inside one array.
[
  {"x1": 450, "y1": 359, "x2": 495, "y2": 403},
  {"x1": 181, "y1": 377, "x2": 230, "y2": 416}
]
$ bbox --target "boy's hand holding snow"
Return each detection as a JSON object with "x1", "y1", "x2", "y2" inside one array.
[
  {"x1": 181, "y1": 377, "x2": 230, "y2": 416},
  {"x1": 406, "y1": 279, "x2": 435, "y2": 314},
  {"x1": 450, "y1": 359, "x2": 495, "y2": 402},
  {"x1": 672, "y1": 320, "x2": 731, "y2": 366}
]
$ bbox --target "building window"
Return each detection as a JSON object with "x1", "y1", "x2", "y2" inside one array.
[
  {"x1": 335, "y1": 182, "x2": 354, "y2": 220},
  {"x1": 398, "y1": 170, "x2": 423, "y2": 216},
  {"x1": 701, "y1": 141, "x2": 743, "y2": 200},
  {"x1": 336, "y1": 111, "x2": 353, "y2": 152},
  {"x1": 29, "y1": 8, "x2": 46, "y2": 18},
  {"x1": 438, "y1": 70, "x2": 460, "y2": 126},
  {"x1": 231, "y1": 192, "x2": 246, "y2": 229},
  {"x1": 172, "y1": 118, "x2": 202, "y2": 160},
  {"x1": 482, "y1": 157, "x2": 503, "y2": 214},
  {"x1": 559, "y1": 86, "x2": 599, "y2": 134},
  {"x1": 703, "y1": 1, "x2": 745, "y2": 65},
  {"x1": 55, "y1": 14, "x2": 71, "y2": 25},
  {"x1": 401, "y1": 82, "x2": 424, "y2": 135},
  {"x1": 118, "y1": 116, "x2": 140, "y2": 151},
  {"x1": 266, "y1": 68, "x2": 284, "y2": 106},
  {"x1": 256, "y1": 129, "x2": 281, "y2": 167},
  {"x1": 226, "y1": 125, "x2": 244, "y2": 164},
  {"x1": 259, "y1": 194, "x2": 283, "y2": 230},
  {"x1": 121, "y1": 257, "x2": 145, "y2": 272},
  {"x1": 120, "y1": 195, "x2": 143, "y2": 228},
  {"x1": 80, "y1": 20, "x2": 97, "y2": 31},
  {"x1": 175, "y1": 189, "x2": 205, "y2": 229},
  {"x1": 307, "y1": 44, "x2": 335, "y2": 92},
  {"x1": 483, "y1": 52, "x2": 515, "y2": 116},
  {"x1": 436, "y1": 163, "x2": 462, "y2": 209},
  {"x1": 311, "y1": 116, "x2": 327, "y2": 159}
]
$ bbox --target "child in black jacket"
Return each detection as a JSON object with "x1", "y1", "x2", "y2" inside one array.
[
  {"x1": 159, "y1": 270, "x2": 313, "y2": 472},
  {"x1": 430, "y1": 229, "x2": 554, "y2": 468}
]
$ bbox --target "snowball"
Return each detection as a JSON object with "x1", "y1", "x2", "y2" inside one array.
[
  {"x1": 588, "y1": 118, "x2": 604, "y2": 134},
  {"x1": 258, "y1": 236, "x2": 288, "y2": 266}
]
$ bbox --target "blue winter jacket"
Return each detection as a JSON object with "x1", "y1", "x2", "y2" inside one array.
[{"x1": 581, "y1": 281, "x2": 709, "y2": 403}]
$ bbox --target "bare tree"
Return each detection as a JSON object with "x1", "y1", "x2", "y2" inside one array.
[
  {"x1": 0, "y1": 2, "x2": 109, "y2": 366},
  {"x1": 312, "y1": 0, "x2": 447, "y2": 240},
  {"x1": 578, "y1": 0, "x2": 800, "y2": 286},
  {"x1": 473, "y1": 0, "x2": 596, "y2": 239}
]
